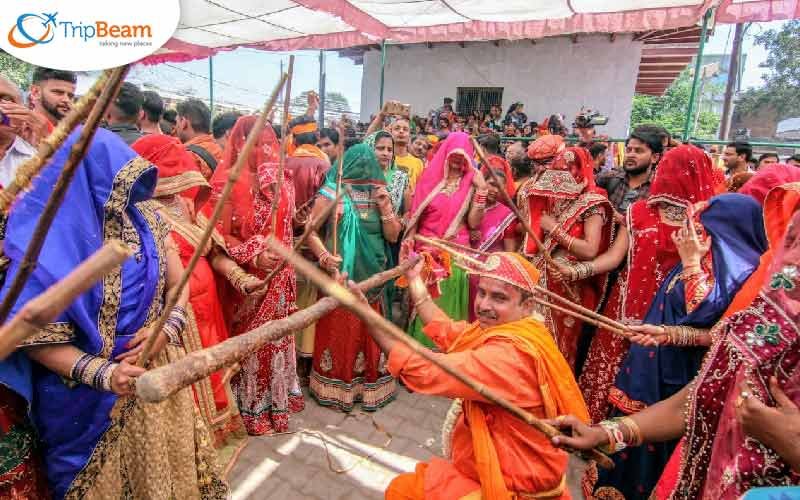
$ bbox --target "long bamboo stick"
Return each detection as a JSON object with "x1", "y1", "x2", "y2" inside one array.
[
  {"x1": 0, "y1": 66, "x2": 129, "y2": 324},
  {"x1": 260, "y1": 191, "x2": 344, "y2": 290},
  {"x1": 136, "y1": 255, "x2": 420, "y2": 403},
  {"x1": 432, "y1": 238, "x2": 491, "y2": 257},
  {"x1": 136, "y1": 73, "x2": 289, "y2": 369},
  {"x1": 533, "y1": 284, "x2": 627, "y2": 333},
  {"x1": 0, "y1": 70, "x2": 114, "y2": 214},
  {"x1": 272, "y1": 55, "x2": 295, "y2": 231},
  {"x1": 266, "y1": 237, "x2": 615, "y2": 470},
  {"x1": 331, "y1": 121, "x2": 346, "y2": 256},
  {"x1": 531, "y1": 296, "x2": 627, "y2": 338},
  {"x1": 414, "y1": 234, "x2": 484, "y2": 267},
  {"x1": 0, "y1": 241, "x2": 132, "y2": 359},
  {"x1": 472, "y1": 137, "x2": 579, "y2": 302}
]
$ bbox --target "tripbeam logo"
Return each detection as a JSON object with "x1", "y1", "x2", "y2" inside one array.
[
  {"x1": 1, "y1": 0, "x2": 179, "y2": 71},
  {"x1": 8, "y1": 13, "x2": 58, "y2": 48}
]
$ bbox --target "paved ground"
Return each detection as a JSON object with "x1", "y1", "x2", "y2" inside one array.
[{"x1": 227, "y1": 387, "x2": 586, "y2": 499}]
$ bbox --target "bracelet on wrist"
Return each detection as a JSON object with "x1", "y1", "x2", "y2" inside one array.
[{"x1": 71, "y1": 353, "x2": 118, "y2": 392}]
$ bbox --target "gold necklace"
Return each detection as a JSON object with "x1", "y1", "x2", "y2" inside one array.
[{"x1": 442, "y1": 176, "x2": 462, "y2": 196}]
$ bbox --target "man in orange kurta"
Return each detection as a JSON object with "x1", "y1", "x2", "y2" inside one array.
[{"x1": 355, "y1": 252, "x2": 589, "y2": 499}]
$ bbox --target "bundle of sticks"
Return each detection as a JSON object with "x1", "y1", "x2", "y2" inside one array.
[{"x1": 414, "y1": 234, "x2": 628, "y2": 338}]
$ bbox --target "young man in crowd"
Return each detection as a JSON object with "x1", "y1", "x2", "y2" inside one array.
[
  {"x1": 596, "y1": 129, "x2": 663, "y2": 216},
  {"x1": 211, "y1": 111, "x2": 242, "y2": 150},
  {"x1": 316, "y1": 127, "x2": 340, "y2": 166},
  {"x1": 409, "y1": 134, "x2": 430, "y2": 161},
  {"x1": 160, "y1": 109, "x2": 177, "y2": 136},
  {"x1": 589, "y1": 142, "x2": 608, "y2": 176},
  {"x1": 176, "y1": 98, "x2": 222, "y2": 179},
  {"x1": 756, "y1": 152, "x2": 779, "y2": 170},
  {"x1": 389, "y1": 117, "x2": 425, "y2": 190},
  {"x1": 485, "y1": 104, "x2": 504, "y2": 133},
  {"x1": 104, "y1": 82, "x2": 144, "y2": 145},
  {"x1": 138, "y1": 90, "x2": 164, "y2": 136},
  {"x1": 722, "y1": 141, "x2": 753, "y2": 177},
  {"x1": 28, "y1": 67, "x2": 76, "y2": 128}
]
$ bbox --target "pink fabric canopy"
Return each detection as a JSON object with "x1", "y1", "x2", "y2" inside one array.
[{"x1": 143, "y1": 0, "x2": 800, "y2": 65}]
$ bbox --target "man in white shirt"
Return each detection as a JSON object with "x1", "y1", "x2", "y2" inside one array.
[{"x1": 0, "y1": 76, "x2": 45, "y2": 188}]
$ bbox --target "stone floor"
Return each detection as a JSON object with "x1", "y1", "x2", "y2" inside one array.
[{"x1": 227, "y1": 388, "x2": 587, "y2": 499}]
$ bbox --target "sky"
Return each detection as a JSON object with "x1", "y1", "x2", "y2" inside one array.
[{"x1": 76, "y1": 20, "x2": 787, "y2": 116}]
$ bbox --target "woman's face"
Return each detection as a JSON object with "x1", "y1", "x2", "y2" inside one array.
[
  {"x1": 374, "y1": 136, "x2": 394, "y2": 169},
  {"x1": 448, "y1": 153, "x2": 468, "y2": 172},
  {"x1": 486, "y1": 176, "x2": 503, "y2": 204}
]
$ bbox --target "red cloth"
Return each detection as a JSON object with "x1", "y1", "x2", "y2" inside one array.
[
  {"x1": 131, "y1": 134, "x2": 209, "y2": 206},
  {"x1": 285, "y1": 154, "x2": 330, "y2": 214},
  {"x1": 185, "y1": 134, "x2": 223, "y2": 180},
  {"x1": 648, "y1": 144, "x2": 716, "y2": 208},
  {"x1": 0, "y1": 386, "x2": 49, "y2": 499},
  {"x1": 481, "y1": 154, "x2": 516, "y2": 198},
  {"x1": 526, "y1": 135, "x2": 565, "y2": 161}
]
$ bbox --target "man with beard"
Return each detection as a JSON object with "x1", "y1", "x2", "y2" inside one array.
[
  {"x1": 379, "y1": 252, "x2": 589, "y2": 499},
  {"x1": 28, "y1": 67, "x2": 76, "y2": 128},
  {"x1": 722, "y1": 141, "x2": 752, "y2": 178},
  {"x1": 596, "y1": 129, "x2": 663, "y2": 216}
]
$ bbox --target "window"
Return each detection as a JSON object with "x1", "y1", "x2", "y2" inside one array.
[{"x1": 456, "y1": 87, "x2": 503, "y2": 116}]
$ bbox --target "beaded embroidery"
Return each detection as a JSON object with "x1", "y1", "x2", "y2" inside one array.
[
  {"x1": 746, "y1": 322, "x2": 780, "y2": 347},
  {"x1": 769, "y1": 266, "x2": 797, "y2": 291}
]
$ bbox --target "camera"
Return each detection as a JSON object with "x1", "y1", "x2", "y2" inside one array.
[{"x1": 573, "y1": 109, "x2": 608, "y2": 129}]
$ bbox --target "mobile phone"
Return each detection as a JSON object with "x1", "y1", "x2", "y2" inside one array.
[{"x1": 385, "y1": 101, "x2": 410, "y2": 118}]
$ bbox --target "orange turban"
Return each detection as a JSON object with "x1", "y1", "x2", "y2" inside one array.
[
  {"x1": 469, "y1": 252, "x2": 540, "y2": 295},
  {"x1": 527, "y1": 135, "x2": 565, "y2": 161}
]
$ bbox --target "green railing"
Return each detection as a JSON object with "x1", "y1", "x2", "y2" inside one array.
[{"x1": 499, "y1": 137, "x2": 800, "y2": 149}]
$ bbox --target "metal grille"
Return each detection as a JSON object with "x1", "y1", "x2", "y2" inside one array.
[{"x1": 456, "y1": 87, "x2": 503, "y2": 115}]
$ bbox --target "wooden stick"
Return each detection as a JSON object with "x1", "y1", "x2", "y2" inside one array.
[
  {"x1": 259, "y1": 191, "x2": 343, "y2": 291},
  {"x1": 533, "y1": 284, "x2": 627, "y2": 333},
  {"x1": 266, "y1": 237, "x2": 615, "y2": 470},
  {"x1": 135, "y1": 255, "x2": 420, "y2": 403},
  {"x1": 136, "y1": 73, "x2": 289, "y2": 369},
  {"x1": 331, "y1": 122, "x2": 346, "y2": 256},
  {"x1": 0, "y1": 241, "x2": 132, "y2": 359},
  {"x1": 531, "y1": 296, "x2": 628, "y2": 338},
  {"x1": 472, "y1": 136, "x2": 579, "y2": 302},
  {"x1": 432, "y1": 238, "x2": 491, "y2": 257},
  {"x1": 0, "y1": 70, "x2": 114, "y2": 214},
  {"x1": 272, "y1": 56, "x2": 295, "y2": 232},
  {"x1": 0, "y1": 66, "x2": 129, "y2": 324},
  {"x1": 414, "y1": 234, "x2": 485, "y2": 268}
]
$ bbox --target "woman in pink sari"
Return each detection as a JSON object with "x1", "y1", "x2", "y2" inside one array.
[{"x1": 402, "y1": 132, "x2": 487, "y2": 348}]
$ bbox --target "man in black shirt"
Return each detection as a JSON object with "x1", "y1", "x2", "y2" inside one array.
[
  {"x1": 596, "y1": 129, "x2": 663, "y2": 216},
  {"x1": 104, "y1": 82, "x2": 144, "y2": 146}
]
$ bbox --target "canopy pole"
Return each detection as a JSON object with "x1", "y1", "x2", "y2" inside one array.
[
  {"x1": 683, "y1": 8, "x2": 712, "y2": 142},
  {"x1": 319, "y1": 50, "x2": 326, "y2": 128},
  {"x1": 379, "y1": 40, "x2": 387, "y2": 106},
  {"x1": 209, "y1": 56, "x2": 214, "y2": 115},
  {"x1": 718, "y1": 23, "x2": 745, "y2": 140}
]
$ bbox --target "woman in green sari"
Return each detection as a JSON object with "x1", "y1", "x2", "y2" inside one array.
[
  {"x1": 305, "y1": 144, "x2": 403, "y2": 411},
  {"x1": 364, "y1": 131, "x2": 411, "y2": 216}
]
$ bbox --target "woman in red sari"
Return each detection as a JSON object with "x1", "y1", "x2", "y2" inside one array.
[
  {"x1": 552, "y1": 189, "x2": 800, "y2": 499},
  {"x1": 563, "y1": 145, "x2": 716, "y2": 423},
  {"x1": 522, "y1": 146, "x2": 613, "y2": 370},
  {"x1": 132, "y1": 134, "x2": 258, "y2": 446},
  {"x1": 202, "y1": 116, "x2": 303, "y2": 435}
]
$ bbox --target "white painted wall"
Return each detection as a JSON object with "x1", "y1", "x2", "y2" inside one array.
[{"x1": 360, "y1": 35, "x2": 643, "y2": 138}]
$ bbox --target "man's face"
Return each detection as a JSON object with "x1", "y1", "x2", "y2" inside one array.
[
  {"x1": 474, "y1": 277, "x2": 531, "y2": 329},
  {"x1": 410, "y1": 137, "x2": 429, "y2": 159},
  {"x1": 758, "y1": 156, "x2": 779, "y2": 170},
  {"x1": 505, "y1": 141, "x2": 525, "y2": 164},
  {"x1": 595, "y1": 152, "x2": 607, "y2": 169},
  {"x1": 0, "y1": 79, "x2": 22, "y2": 136},
  {"x1": 723, "y1": 146, "x2": 742, "y2": 170},
  {"x1": 316, "y1": 136, "x2": 337, "y2": 161},
  {"x1": 624, "y1": 138, "x2": 656, "y2": 175},
  {"x1": 175, "y1": 115, "x2": 192, "y2": 143},
  {"x1": 30, "y1": 79, "x2": 75, "y2": 123},
  {"x1": 504, "y1": 124, "x2": 517, "y2": 137},
  {"x1": 389, "y1": 119, "x2": 411, "y2": 146}
]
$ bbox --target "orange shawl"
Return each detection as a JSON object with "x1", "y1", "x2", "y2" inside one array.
[{"x1": 448, "y1": 317, "x2": 589, "y2": 499}]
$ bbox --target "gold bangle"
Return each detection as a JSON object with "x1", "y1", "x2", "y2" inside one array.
[{"x1": 619, "y1": 416, "x2": 643, "y2": 447}]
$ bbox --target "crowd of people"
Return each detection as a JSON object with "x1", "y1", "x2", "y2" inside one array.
[{"x1": 0, "y1": 66, "x2": 799, "y2": 500}]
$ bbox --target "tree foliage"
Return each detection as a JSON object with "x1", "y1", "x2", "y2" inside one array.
[
  {"x1": 0, "y1": 50, "x2": 33, "y2": 89},
  {"x1": 630, "y1": 70, "x2": 722, "y2": 139},
  {"x1": 735, "y1": 20, "x2": 800, "y2": 120}
]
